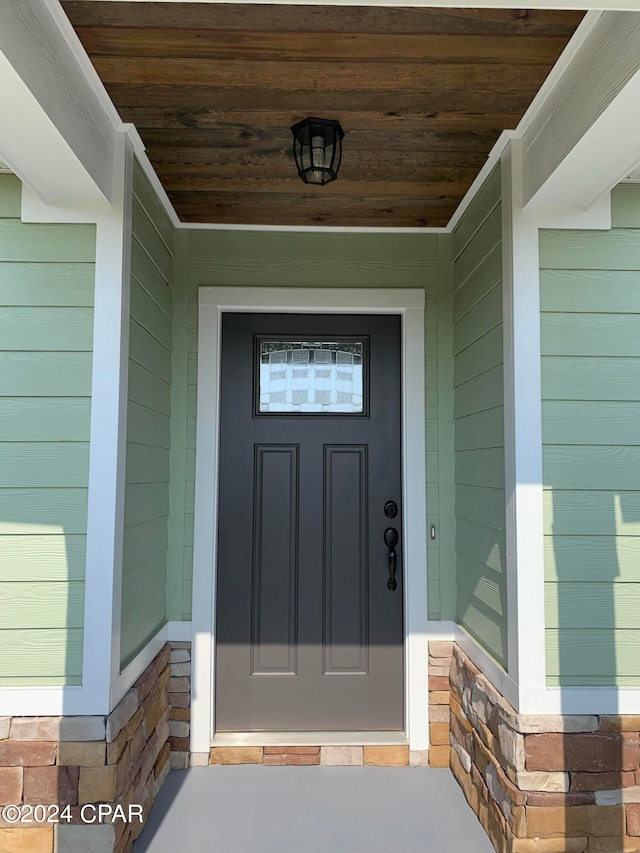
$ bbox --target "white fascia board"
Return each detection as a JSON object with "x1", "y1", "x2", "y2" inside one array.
[
  {"x1": 0, "y1": 51, "x2": 104, "y2": 208},
  {"x1": 522, "y1": 11, "x2": 640, "y2": 211},
  {"x1": 529, "y1": 65, "x2": 640, "y2": 210},
  {"x1": 0, "y1": 0, "x2": 116, "y2": 204}
]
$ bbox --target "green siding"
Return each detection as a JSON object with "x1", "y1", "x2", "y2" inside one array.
[
  {"x1": 0, "y1": 173, "x2": 95, "y2": 685},
  {"x1": 120, "y1": 160, "x2": 173, "y2": 667},
  {"x1": 541, "y1": 182, "x2": 640, "y2": 687},
  {"x1": 452, "y1": 167, "x2": 507, "y2": 669},
  {"x1": 170, "y1": 230, "x2": 447, "y2": 621}
]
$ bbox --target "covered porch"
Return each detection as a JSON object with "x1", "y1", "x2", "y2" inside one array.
[{"x1": 2, "y1": 3, "x2": 640, "y2": 853}]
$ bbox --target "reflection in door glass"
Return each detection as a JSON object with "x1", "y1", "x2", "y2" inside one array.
[{"x1": 259, "y1": 340, "x2": 364, "y2": 413}]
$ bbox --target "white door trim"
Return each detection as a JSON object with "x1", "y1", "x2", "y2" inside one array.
[{"x1": 190, "y1": 286, "x2": 428, "y2": 757}]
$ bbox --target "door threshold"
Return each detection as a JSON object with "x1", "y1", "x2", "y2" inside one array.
[{"x1": 211, "y1": 731, "x2": 409, "y2": 748}]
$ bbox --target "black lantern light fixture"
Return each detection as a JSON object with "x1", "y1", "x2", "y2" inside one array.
[{"x1": 290, "y1": 117, "x2": 344, "y2": 186}]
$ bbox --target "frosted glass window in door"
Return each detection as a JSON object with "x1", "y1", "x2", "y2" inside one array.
[{"x1": 259, "y1": 340, "x2": 364, "y2": 413}]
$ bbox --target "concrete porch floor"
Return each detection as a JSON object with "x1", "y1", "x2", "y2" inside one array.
[{"x1": 133, "y1": 766, "x2": 494, "y2": 852}]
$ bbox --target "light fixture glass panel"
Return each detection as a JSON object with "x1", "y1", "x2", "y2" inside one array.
[{"x1": 259, "y1": 340, "x2": 364, "y2": 413}]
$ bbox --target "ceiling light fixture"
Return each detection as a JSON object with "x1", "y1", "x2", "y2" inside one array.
[{"x1": 290, "y1": 117, "x2": 344, "y2": 186}]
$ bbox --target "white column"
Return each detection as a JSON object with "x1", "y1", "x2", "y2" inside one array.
[
  {"x1": 502, "y1": 141, "x2": 547, "y2": 711},
  {"x1": 83, "y1": 131, "x2": 133, "y2": 712}
]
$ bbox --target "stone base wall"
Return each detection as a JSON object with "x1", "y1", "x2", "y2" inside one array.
[
  {"x1": 429, "y1": 641, "x2": 454, "y2": 768},
  {"x1": 167, "y1": 642, "x2": 191, "y2": 770},
  {"x1": 209, "y1": 745, "x2": 416, "y2": 766},
  {"x1": 0, "y1": 641, "x2": 192, "y2": 853},
  {"x1": 450, "y1": 644, "x2": 640, "y2": 853}
]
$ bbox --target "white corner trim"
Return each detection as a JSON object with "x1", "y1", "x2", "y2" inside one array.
[
  {"x1": 85, "y1": 131, "x2": 134, "y2": 704},
  {"x1": 446, "y1": 131, "x2": 514, "y2": 234},
  {"x1": 191, "y1": 286, "x2": 428, "y2": 754},
  {"x1": 502, "y1": 140, "x2": 547, "y2": 709},
  {"x1": 127, "y1": 132, "x2": 182, "y2": 230}
]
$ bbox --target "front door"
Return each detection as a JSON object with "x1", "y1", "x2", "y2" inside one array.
[{"x1": 215, "y1": 313, "x2": 403, "y2": 731}]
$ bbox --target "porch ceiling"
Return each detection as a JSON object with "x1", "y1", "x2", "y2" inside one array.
[{"x1": 62, "y1": 2, "x2": 583, "y2": 228}]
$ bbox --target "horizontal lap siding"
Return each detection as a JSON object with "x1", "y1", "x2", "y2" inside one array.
[
  {"x1": 182, "y1": 231, "x2": 440, "y2": 621},
  {"x1": 452, "y1": 167, "x2": 507, "y2": 669},
  {"x1": 0, "y1": 174, "x2": 95, "y2": 685},
  {"x1": 541, "y1": 183, "x2": 640, "y2": 687},
  {"x1": 120, "y1": 160, "x2": 173, "y2": 667}
]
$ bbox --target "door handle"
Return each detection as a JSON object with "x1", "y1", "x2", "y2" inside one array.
[{"x1": 384, "y1": 527, "x2": 399, "y2": 591}]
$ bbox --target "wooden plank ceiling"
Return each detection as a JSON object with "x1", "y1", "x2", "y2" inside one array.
[{"x1": 63, "y1": 2, "x2": 584, "y2": 227}]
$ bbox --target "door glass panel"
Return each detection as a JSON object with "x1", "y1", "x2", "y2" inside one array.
[{"x1": 259, "y1": 340, "x2": 364, "y2": 413}]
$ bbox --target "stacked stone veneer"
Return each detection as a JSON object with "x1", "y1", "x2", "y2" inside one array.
[
  {"x1": 450, "y1": 644, "x2": 640, "y2": 852},
  {"x1": 167, "y1": 642, "x2": 191, "y2": 770},
  {"x1": 428, "y1": 641, "x2": 454, "y2": 768},
  {"x1": 209, "y1": 745, "x2": 415, "y2": 766},
  {"x1": 0, "y1": 641, "x2": 191, "y2": 853}
]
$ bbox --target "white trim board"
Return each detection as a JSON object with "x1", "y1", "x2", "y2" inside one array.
[
  {"x1": 0, "y1": 622, "x2": 192, "y2": 717},
  {"x1": 430, "y1": 621, "x2": 640, "y2": 717},
  {"x1": 64, "y1": 1, "x2": 640, "y2": 8},
  {"x1": 191, "y1": 287, "x2": 429, "y2": 753},
  {"x1": 111, "y1": 621, "x2": 193, "y2": 709},
  {"x1": 502, "y1": 139, "x2": 547, "y2": 712}
]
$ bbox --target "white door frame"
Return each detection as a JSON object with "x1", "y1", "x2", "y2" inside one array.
[{"x1": 190, "y1": 286, "x2": 428, "y2": 760}]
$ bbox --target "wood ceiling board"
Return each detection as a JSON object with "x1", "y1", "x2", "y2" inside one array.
[
  {"x1": 172, "y1": 194, "x2": 457, "y2": 227},
  {"x1": 154, "y1": 165, "x2": 484, "y2": 185},
  {"x1": 74, "y1": 28, "x2": 569, "y2": 65},
  {"x1": 117, "y1": 109, "x2": 523, "y2": 134},
  {"x1": 156, "y1": 179, "x2": 472, "y2": 197},
  {"x1": 62, "y1": 3, "x2": 584, "y2": 36},
  {"x1": 64, "y1": 2, "x2": 583, "y2": 227},
  {"x1": 103, "y1": 85, "x2": 539, "y2": 114},
  {"x1": 139, "y1": 128, "x2": 502, "y2": 152},
  {"x1": 91, "y1": 57, "x2": 553, "y2": 92},
  {"x1": 147, "y1": 145, "x2": 487, "y2": 166}
]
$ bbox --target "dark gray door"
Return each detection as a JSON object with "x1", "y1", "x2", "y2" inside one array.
[{"x1": 216, "y1": 313, "x2": 403, "y2": 731}]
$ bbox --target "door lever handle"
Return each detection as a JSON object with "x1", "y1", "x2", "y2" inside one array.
[{"x1": 384, "y1": 527, "x2": 399, "y2": 591}]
